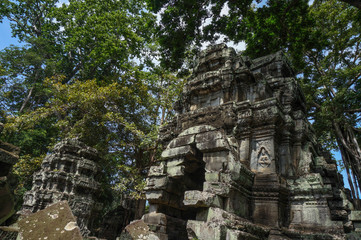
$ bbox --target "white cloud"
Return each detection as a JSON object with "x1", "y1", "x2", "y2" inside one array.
[{"x1": 56, "y1": 0, "x2": 69, "y2": 7}]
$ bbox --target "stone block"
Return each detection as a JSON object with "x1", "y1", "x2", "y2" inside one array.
[
  {"x1": 17, "y1": 201, "x2": 82, "y2": 240},
  {"x1": 224, "y1": 190, "x2": 249, "y2": 218},
  {"x1": 145, "y1": 176, "x2": 169, "y2": 190},
  {"x1": 166, "y1": 165, "x2": 184, "y2": 178},
  {"x1": 220, "y1": 159, "x2": 243, "y2": 181},
  {"x1": 168, "y1": 135, "x2": 195, "y2": 148},
  {"x1": 148, "y1": 224, "x2": 166, "y2": 234},
  {"x1": 350, "y1": 210, "x2": 361, "y2": 221},
  {"x1": 204, "y1": 151, "x2": 229, "y2": 171},
  {"x1": 142, "y1": 212, "x2": 187, "y2": 236},
  {"x1": 219, "y1": 172, "x2": 235, "y2": 183},
  {"x1": 197, "y1": 139, "x2": 229, "y2": 152},
  {"x1": 195, "y1": 131, "x2": 223, "y2": 143},
  {"x1": 145, "y1": 190, "x2": 170, "y2": 205},
  {"x1": 226, "y1": 229, "x2": 261, "y2": 240},
  {"x1": 166, "y1": 158, "x2": 184, "y2": 167},
  {"x1": 183, "y1": 190, "x2": 223, "y2": 208},
  {"x1": 196, "y1": 207, "x2": 248, "y2": 228},
  {"x1": 121, "y1": 219, "x2": 160, "y2": 240},
  {"x1": 142, "y1": 212, "x2": 168, "y2": 226},
  {"x1": 178, "y1": 125, "x2": 216, "y2": 136},
  {"x1": 165, "y1": 158, "x2": 185, "y2": 178},
  {"x1": 289, "y1": 201, "x2": 344, "y2": 231},
  {"x1": 203, "y1": 182, "x2": 230, "y2": 197},
  {"x1": 187, "y1": 220, "x2": 226, "y2": 240},
  {"x1": 205, "y1": 172, "x2": 220, "y2": 182},
  {"x1": 253, "y1": 200, "x2": 280, "y2": 227},
  {"x1": 149, "y1": 163, "x2": 165, "y2": 177},
  {"x1": 161, "y1": 145, "x2": 195, "y2": 160}
]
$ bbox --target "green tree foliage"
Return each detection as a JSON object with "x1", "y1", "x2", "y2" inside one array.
[
  {"x1": 0, "y1": 0, "x2": 184, "y2": 204},
  {"x1": 147, "y1": 0, "x2": 313, "y2": 70},
  {"x1": 300, "y1": 0, "x2": 361, "y2": 203}
]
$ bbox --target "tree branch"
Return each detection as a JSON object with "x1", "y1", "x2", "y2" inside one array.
[
  {"x1": 345, "y1": 108, "x2": 361, "y2": 113},
  {"x1": 19, "y1": 86, "x2": 34, "y2": 113},
  {"x1": 311, "y1": 101, "x2": 321, "y2": 109}
]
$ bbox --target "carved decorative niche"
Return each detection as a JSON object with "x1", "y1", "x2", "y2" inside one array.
[{"x1": 258, "y1": 146, "x2": 272, "y2": 168}]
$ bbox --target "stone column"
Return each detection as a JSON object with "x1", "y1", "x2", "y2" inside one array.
[{"x1": 279, "y1": 129, "x2": 294, "y2": 177}]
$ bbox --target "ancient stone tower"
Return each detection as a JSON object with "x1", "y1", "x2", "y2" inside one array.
[
  {"x1": 142, "y1": 44, "x2": 355, "y2": 239},
  {"x1": 21, "y1": 139, "x2": 101, "y2": 236}
]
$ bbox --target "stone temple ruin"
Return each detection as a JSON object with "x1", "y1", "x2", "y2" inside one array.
[
  {"x1": 141, "y1": 44, "x2": 356, "y2": 239},
  {"x1": 2, "y1": 44, "x2": 361, "y2": 240},
  {"x1": 20, "y1": 138, "x2": 102, "y2": 236}
]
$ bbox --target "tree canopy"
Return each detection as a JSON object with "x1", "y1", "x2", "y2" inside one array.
[{"x1": 0, "y1": 0, "x2": 184, "y2": 205}]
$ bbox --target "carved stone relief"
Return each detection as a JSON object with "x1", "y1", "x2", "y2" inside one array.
[{"x1": 258, "y1": 147, "x2": 272, "y2": 168}]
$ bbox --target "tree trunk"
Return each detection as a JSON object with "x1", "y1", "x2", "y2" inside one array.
[{"x1": 333, "y1": 120, "x2": 361, "y2": 209}]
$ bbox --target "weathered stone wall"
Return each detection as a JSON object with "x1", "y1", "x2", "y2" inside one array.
[
  {"x1": 97, "y1": 195, "x2": 146, "y2": 240},
  {"x1": 0, "y1": 122, "x2": 20, "y2": 225},
  {"x1": 141, "y1": 44, "x2": 356, "y2": 239}
]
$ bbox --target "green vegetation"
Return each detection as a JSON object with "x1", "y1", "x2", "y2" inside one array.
[{"x1": 0, "y1": 0, "x2": 184, "y2": 206}]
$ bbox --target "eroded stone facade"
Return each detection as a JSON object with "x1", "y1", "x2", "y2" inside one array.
[
  {"x1": 142, "y1": 44, "x2": 356, "y2": 239},
  {"x1": 20, "y1": 138, "x2": 101, "y2": 236},
  {"x1": 0, "y1": 122, "x2": 20, "y2": 225}
]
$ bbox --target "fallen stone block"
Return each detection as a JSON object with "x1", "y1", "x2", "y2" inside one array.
[
  {"x1": 17, "y1": 200, "x2": 82, "y2": 240},
  {"x1": 119, "y1": 219, "x2": 159, "y2": 240}
]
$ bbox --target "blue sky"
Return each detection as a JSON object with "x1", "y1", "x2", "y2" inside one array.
[
  {"x1": 0, "y1": 19, "x2": 16, "y2": 49},
  {"x1": 0, "y1": 18, "x2": 24, "y2": 49}
]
